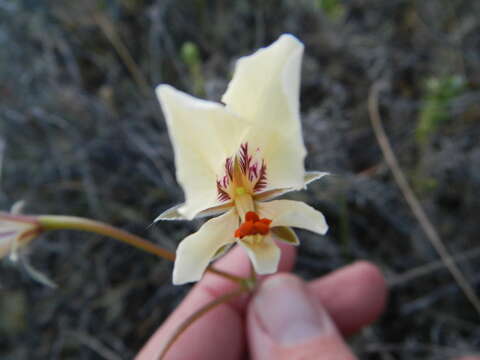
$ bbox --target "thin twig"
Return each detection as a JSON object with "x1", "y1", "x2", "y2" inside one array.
[
  {"x1": 90, "y1": 8, "x2": 152, "y2": 97},
  {"x1": 157, "y1": 287, "x2": 247, "y2": 360},
  {"x1": 368, "y1": 81, "x2": 480, "y2": 317},
  {"x1": 206, "y1": 266, "x2": 246, "y2": 283},
  {"x1": 71, "y1": 331, "x2": 123, "y2": 360},
  {"x1": 389, "y1": 246, "x2": 480, "y2": 287}
]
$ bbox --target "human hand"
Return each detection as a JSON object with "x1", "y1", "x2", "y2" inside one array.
[{"x1": 137, "y1": 242, "x2": 386, "y2": 359}]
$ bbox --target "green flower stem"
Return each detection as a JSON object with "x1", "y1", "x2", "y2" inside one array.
[
  {"x1": 38, "y1": 215, "x2": 175, "y2": 260},
  {"x1": 37, "y1": 215, "x2": 244, "y2": 283}
]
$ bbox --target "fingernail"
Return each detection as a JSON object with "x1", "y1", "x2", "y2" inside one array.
[{"x1": 253, "y1": 274, "x2": 333, "y2": 346}]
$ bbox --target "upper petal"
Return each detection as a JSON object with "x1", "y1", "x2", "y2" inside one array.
[
  {"x1": 156, "y1": 85, "x2": 249, "y2": 219},
  {"x1": 172, "y1": 209, "x2": 238, "y2": 285},
  {"x1": 222, "y1": 34, "x2": 306, "y2": 191},
  {"x1": 257, "y1": 199, "x2": 328, "y2": 235},
  {"x1": 238, "y1": 235, "x2": 281, "y2": 275}
]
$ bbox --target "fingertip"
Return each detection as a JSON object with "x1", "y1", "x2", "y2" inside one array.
[
  {"x1": 350, "y1": 260, "x2": 388, "y2": 314},
  {"x1": 308, "y1": 261, "x2": 387, "y2": 336}
]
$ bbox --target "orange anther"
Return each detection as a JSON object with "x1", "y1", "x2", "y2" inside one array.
[
  {"x1": 234, "y1": 212, "x2": 272, "y2": 239},
  {"x1": 245, "y1": 211, "x2": 260, "y2": 222},
  {"x1": 258, "y1": 218, "x2": 272, "y2": 226},
  {"x1": 253, "y1": 222, "x2": 269, "y2": 235},
  {"x1": 234, "y1": 221, "x2": 254, "y2": 238}
]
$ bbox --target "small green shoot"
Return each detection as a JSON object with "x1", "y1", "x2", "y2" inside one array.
[{"x1": 416, "y1": 75, "x2": 466, "y2": 144}]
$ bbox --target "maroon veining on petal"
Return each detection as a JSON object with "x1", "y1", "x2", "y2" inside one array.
[
  {"x1": 253, "y1": 160, "x2": 267, "y2": 192},
  {"x1": 239, "y1": 143, "x2": 252, "y2": 174},
  {"x1": 225, "y1": 157, "x2": 234, "y2": 181},
  {"x1": 216, "y1": 142, "x2": 268, "y2": 200},
  {"x1": 216, "y1": 155, "x2": 234, "y2": 201},
  {"x1": 216, "y1": 180, "x2": 231, "y2": 202}
]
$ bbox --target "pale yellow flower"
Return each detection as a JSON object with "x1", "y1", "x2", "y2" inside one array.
[
  {"x1": 156, "y1": 34, "x2": 328, "y2": 285},
  {"x1": 0, "y1": 212, "x2": 41, "y2": 260}
]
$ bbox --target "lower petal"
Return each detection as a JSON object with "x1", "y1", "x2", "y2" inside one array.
[
  {"x1": 238, "y1": 235, "x2": 280, "y2": 275},
  {"x1": 257, "y1": 200, "x2": 328, "y2": 235},
  {"x1": 254, "y1": 171, "x2": 329, "y2": 202},
  {"x1": 173, "y1": 209, "x2": 238, "y2": 285}
]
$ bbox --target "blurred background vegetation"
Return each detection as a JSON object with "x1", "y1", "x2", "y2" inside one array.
[{"x1": 1, "y1": 0, "x2": 479, "y2": 358}]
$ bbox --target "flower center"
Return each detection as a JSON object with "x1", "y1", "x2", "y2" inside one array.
[
  {"x1": 234, "y1": 211, "x2": 272, "y2": 239},
  {"x1": 216, "y1": 143, "x2": 267, "y2": 202}
]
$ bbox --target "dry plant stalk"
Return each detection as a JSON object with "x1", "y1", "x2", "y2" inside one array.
[{"x1": 368, "y1": 81, "x2": 480, "y2": 317}]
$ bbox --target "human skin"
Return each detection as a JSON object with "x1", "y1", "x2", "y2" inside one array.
[{"x1": 137, "y1": 242, "x2": 387, "y2": 359}]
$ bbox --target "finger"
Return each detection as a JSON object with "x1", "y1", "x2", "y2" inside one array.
[
  {"x1": 248, "y1": 274, "x2": 357, "y2": 360},
  {"x1": 136, "y1": 242, "x2": 296, "y2": 360},
  {"x1": 307, "y1": 261, "x2": 387, "y2": 336}
]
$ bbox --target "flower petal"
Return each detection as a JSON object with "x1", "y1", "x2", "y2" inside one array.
[
  {"x1": 257, "y1": 200, "x2": 328, "y2": 235},
  {"x1": 155, "y1": 201, "x2": 233, "y2": 222},
  {"x1": 222, "y1": 34, "x2": 306, "y2": 191},
  {"x1": 156, "y1": 85, "x2": 249, "y2": 219},
  {"x1": 172, "y1": 209, "x2": 238, "y2": 285},
  {"x1": 0, "y1": 233, "x2": 15, "y2": 258},
  {"x1": 0, "y1": 218, "x2": 30, "y2": 259},
  {"x1": 254, "y1": 171, "x2": 329, "y2": 202},
  {"x1": 271, "y1": 226, "x2": 299, "y2": 245},
  {"x1": 238, "y1": 235, "x2": 280, "y2": 275}
]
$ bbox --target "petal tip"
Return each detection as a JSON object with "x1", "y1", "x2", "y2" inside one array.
[
  {"x1": 155, "y1": 83, "x2": 174, "y2": 98},
  {"x1": 278, "y1": 33, "x2": 304, "y2": 49},
  {"x1": 320, "y1": 224, "x2": 329, "y2": 235},
  {"x1": 172, "y1": 259, "x2": 203, "y2": 285},
  {"x1": 154, "y1": 204, "x2": 187, "y2": 222}
]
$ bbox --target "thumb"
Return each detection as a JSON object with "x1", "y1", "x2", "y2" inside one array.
[{"x1": 247, "y1": 274, "x2": 357, "y2": 360}]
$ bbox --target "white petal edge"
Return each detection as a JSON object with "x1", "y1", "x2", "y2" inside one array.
[
  {"x1": 156, "y1": 85, "x2": 248, "y2": 219},
  {"x1": 222, "y1": 34, "x2": 307, "y2": 191},
  {"x1": 172, "y1": 209, "x2": 238, "y2": 285},
  {"x1": 238, "y1": 235, "x2": 280, "y2": 275},
  {"x1": 155, "y1": 201, "x2": 233, "y2": 222},
  {"x1": 257, "y1": 199, "x2": 328, "y2": 235},
  {"x1": 304, "y1": 171, "x2": 330, "y2": 186}
]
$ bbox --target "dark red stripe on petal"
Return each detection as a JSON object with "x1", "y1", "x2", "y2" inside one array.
[
  {"x1": 253, "y1": 160, "x2": 267, "y2": 192},
  {"x1": 216, "y1": 180, "x2": 231, "y2": 201}
]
